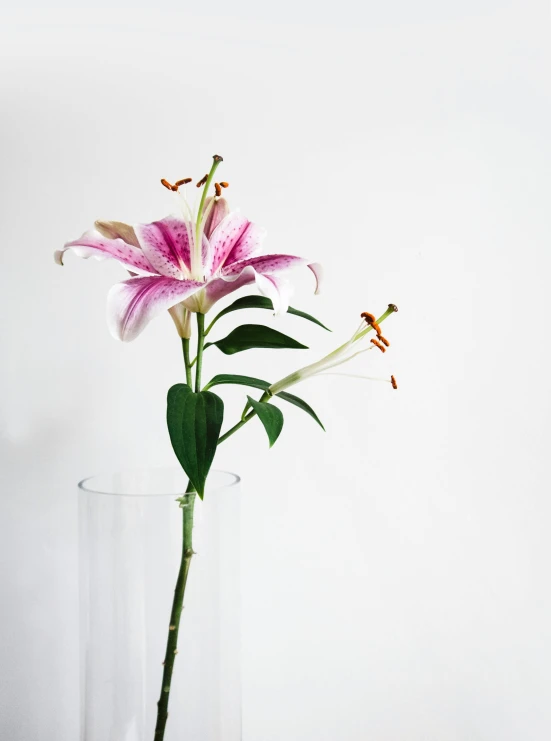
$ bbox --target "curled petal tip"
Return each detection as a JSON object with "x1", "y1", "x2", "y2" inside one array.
[
  {"x1": 307, "y1": 262, "x2": 323, "y2": 295},
  {"x1": 95, "y1": 220, "x2": 140, "y2": 248},
  {"x1": 54, "y1": 250, "x2": 64, "y2": 266}
]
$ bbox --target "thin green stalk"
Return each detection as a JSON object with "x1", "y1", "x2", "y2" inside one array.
[
  {"x1": 192, "y1": 155, "x2": 223, "y2": 279},
  {"x1": 182, "y1": 338, "x2": 192, "y2": 387},
  {"x1": 153, "y1": 485, "x2": 196, "y2": 741},
  {"x1": 218, "y1": 391, "x2": 271, "y2": 444},
  {"x1": 195, "y1": 156, "x2": 223, "y2": 243},
  {"x1": 195, "y1": 313, "x2": 206, "y2": 392}
]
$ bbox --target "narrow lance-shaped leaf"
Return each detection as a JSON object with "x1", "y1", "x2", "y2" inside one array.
[
  {"x1": 203, "y1": 375, "x2": 325, "y2": 431},
  {"x1": 167, "y1": 384, "x2": 224, "y2": 498},
  {"x1": 208, "y1": 295, "x2": 331, "y2": 331},
  {"x1": 204, "y1": 324, "x2": 308, "y2": 355},
  {"x1": 276, "y1": 391, "x2": 325, "y2": 431},
  {"x1": 203, "y1": 374, "x2": 270, "y2": 392},
  {"x1": 247, "y1": 396, "x2": 284, "y2": 447}
]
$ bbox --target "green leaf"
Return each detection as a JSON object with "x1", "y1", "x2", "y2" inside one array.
[
  {"x1": 209, "y1": 295, "x2": 331, "y2": 331},
  {"x1": 203, "y1": 374, "x2": 270, "y2": 392},
  {"x1": 167, "y1": 384, "x2": 224, "y2": 499},
  {"x1": 276, "y1": 391, "x2": 325, "y2": 431},
  {"x1": 247, "y1": 396, "x2": 284, "y2": 447},
  {"x1": 204, "y1": 324, "x2": 308, "y2": 355}
]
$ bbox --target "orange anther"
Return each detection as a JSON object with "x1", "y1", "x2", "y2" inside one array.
[
  {"x1": 161, "y1": 178, "x2": 177, "y2": 191},
  {"x1": 361, "y1": 311, "x2": 376, "y2": 323}
]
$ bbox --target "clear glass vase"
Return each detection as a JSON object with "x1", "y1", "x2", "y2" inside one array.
[{"x1": 78, "y1": 468, "x2": 241, "y2": 741}]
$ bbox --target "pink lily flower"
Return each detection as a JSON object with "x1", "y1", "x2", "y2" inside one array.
[{"x1": 56, "y1": 178, "x2": 321, "y2": 342}]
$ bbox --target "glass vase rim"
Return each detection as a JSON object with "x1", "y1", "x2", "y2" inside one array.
[{"x1": 77, "y1": 467, "x2": 240, "y2": 498}]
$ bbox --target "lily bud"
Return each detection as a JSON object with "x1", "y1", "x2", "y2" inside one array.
[
  {"x1": 168, "y1": 304, "x2": 192, "y2": 339},
  {"x1": 202, "y1": 197, "x2": 230, "y2": 239}
]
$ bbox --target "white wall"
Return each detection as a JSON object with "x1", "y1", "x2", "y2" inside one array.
[{"x1": 1, "y1": 2, "x2": 550, "y2": 739}]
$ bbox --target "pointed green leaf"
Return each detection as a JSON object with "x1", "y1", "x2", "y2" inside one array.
[
  {"x1": 209, "y1": 295, "x2": 330, "y2": 331},
  {"x1": 276, "y1": 391, "x2": 325, "y2": 431},
  {"x1": 204, "y1": 324, "x2": 308, "y2": 355},
  {"x1": 247, "y1": 396, "x2": 284, "y2": 447},
  {"x1": 167, "y1": 385, "x2": 224, "y2": 498},
  {"x1": 203, "y1": 374, "x2": 271, "y2": 392}
]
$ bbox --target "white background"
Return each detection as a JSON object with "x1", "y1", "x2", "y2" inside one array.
[{"x1": 1, "y1": 2, "x2": 550, "y2": 739}]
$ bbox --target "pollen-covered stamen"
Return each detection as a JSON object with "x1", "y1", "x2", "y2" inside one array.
[
  {"x1": 361, "y1": 311, "x2": 376, "y2": 324},
  {"x1": 174, "y1": 178, "x2": 192, "y2": 187},
  {"x1": 370, "y1": 338, "x2": 386, "y2": 353},
  {"x1": 360, "y1": 311, "x2": 383, "y2": 336},
  {"x1": 214, "y1": 183, "x2": 222, "y2": 197},
  {"x1": 196, "y1": 174, "x2": 208, "y2": 188},
  {"x1": 378, "y1": 335, "x2": 390, "y2": 347},
  {"x1": 391, "y1": 375, "x2": 398, "y2": 389},
  {"x1": 220, "y1": 181, "x2": 229, "y2": 188},
  {"x1": 161, "y1": 178, "x2": 178, "y2": 192}
]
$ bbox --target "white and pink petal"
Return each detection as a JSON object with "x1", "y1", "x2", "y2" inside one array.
[
  {"x1": 198, "y1": 267, "x2": 257, "y2": 313},
  {"x1": 202, "y1": 197, "x2": 230, "y2": 240},
  {"x1": 307, "y1": 262, "x2": 323, "y2": 295},
  {"x1": 206, "y1": 212, "x2": 266, "y2": 276},
  {"x1": 107, "y1": 276, "x2": 203, "y2": 342},
  {"x1": 222, "y1": 253, "x2": 307, "y2": 279},
  {"x1": 56, "y1": 229, "x2": 156, "y2": 275},
  {"x1": 254, "y1": 273, "x2": 293, "y2": 314},
  {"x1": 134, "y1": 217, "x2": 192, "y2": 279}
]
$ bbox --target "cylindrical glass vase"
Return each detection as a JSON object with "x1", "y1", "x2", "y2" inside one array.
[{"x1": 78, "y1": 468, "x2": 241, "y2": 741}]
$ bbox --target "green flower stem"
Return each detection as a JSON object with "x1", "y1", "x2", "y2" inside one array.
[
  {"x1": 153, "y1": 484, "x2": 196, "y2": 741},
  {"x1": 218, "y1": 391, "x2": 271, "y2": 444},
  {"x1": 182, "y1": 338, "x2": 192, "y2": 387},
  {"x1": 195, "y1": 313, "x2": 206, "y2": 392},
  {"x1": 192, "y1": 155, "x2": 223, "y2": 278},
  {"x1": 196, "y1": 156, "x2": 222, "y2": 237}
]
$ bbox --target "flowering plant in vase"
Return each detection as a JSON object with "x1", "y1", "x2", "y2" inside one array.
[{"x1": 57, "y1": 154, "x2": 398, "y2": 740}]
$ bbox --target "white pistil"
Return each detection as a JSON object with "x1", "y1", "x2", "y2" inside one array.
[{"x1": 319, "y1": 372, "x2": 393, "y2": 383}]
